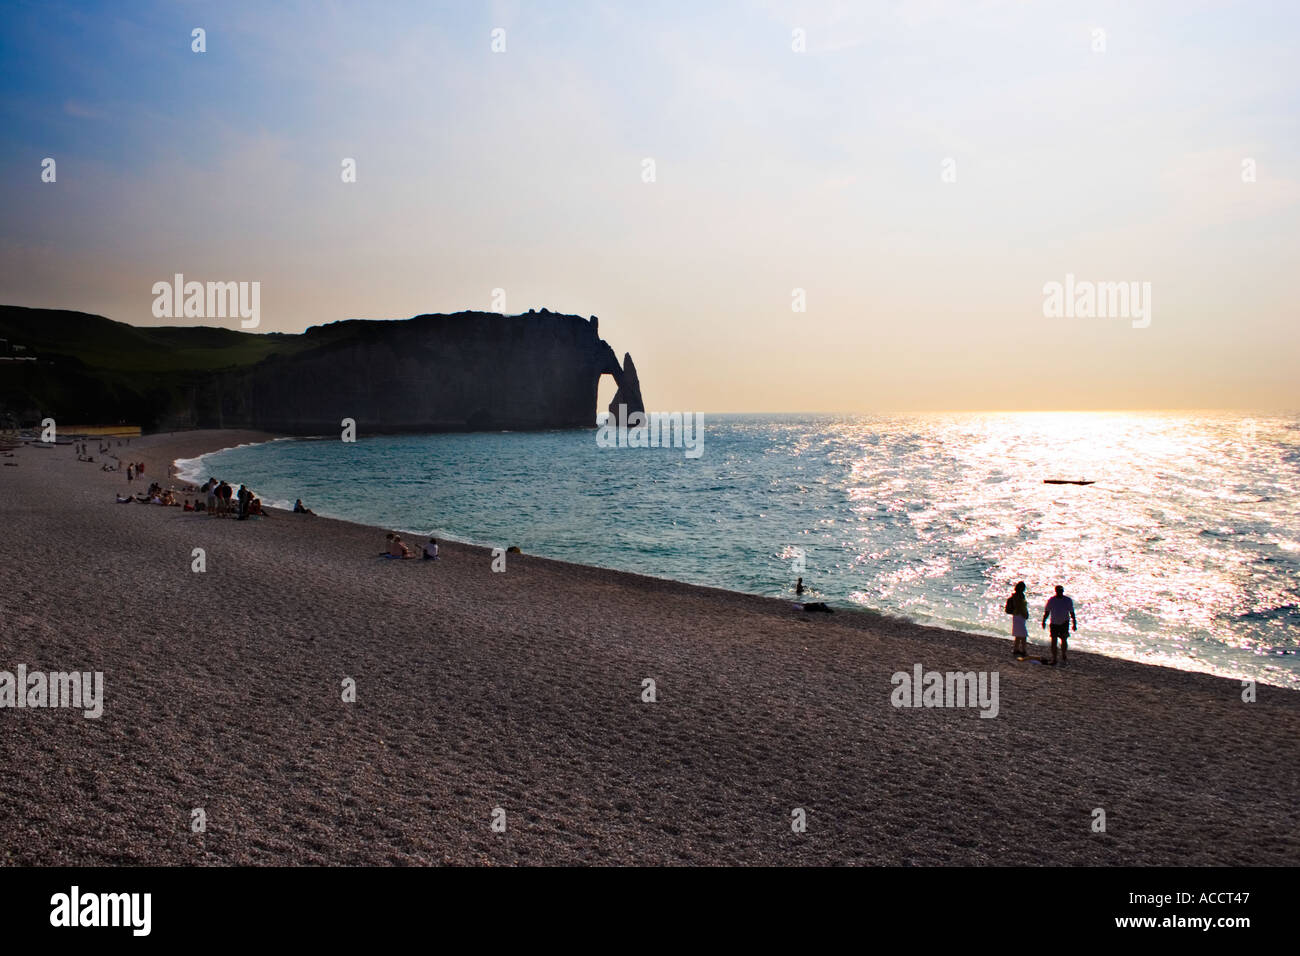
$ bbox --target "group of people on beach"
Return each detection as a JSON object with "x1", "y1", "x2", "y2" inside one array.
[
  {"x1": 385, "y1": 532, "x2": 439, "y2": 560},
  {"x1": 1005, "y1": 582, "x2": 1077, "y2": 665},
  {"x1": 67, "y1": 438, "x2": 128, "y2": 454},
  {"x1": 793, "y1": 573, "x2": 1080, "y2": 665},
  {"x1": 116, "y1": 480, "x2": 177, "y2": 507},
  {"x1": 196, "y1": 477, "x2": 270, "y2": 519},
  {"x1": 113, "y1": 468, "x2": 318, "y2": 522}
]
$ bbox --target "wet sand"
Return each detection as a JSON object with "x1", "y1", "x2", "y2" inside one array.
[{"x1": 1, "y1": 430, "x2": 1296, "y2": 865}]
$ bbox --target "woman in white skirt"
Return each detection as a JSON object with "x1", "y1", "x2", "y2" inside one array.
[{"x1": 1005, "y1": 581, "x2": 1030, "y2": 656}]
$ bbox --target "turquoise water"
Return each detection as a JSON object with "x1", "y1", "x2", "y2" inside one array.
[{"x1": 179, "y1": 412, "x2": 1300, "y2": 688}]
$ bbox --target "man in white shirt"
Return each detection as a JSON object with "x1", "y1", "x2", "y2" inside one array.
[
  {"x1": 1041, "y1": 585, "x2": 1078, "y2": 665},
  {"x1": 422, "y1": 537, "x2": 439, "y2": 561}
]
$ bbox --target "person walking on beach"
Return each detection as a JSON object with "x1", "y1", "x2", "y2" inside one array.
[
  {"x1": 1005, "y1": 581, "x2": 1030, "y2": 655},
  {"x1": 126, "y1": 463, "x2": 134, "y2": 482},
  {"x1": 1041, "y1": 585, "x2": 1077, "y2": 665}
]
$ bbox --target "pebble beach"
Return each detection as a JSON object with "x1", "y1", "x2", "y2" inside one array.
[{"x1": 1, "y1": 430, "x2": 1297, "y2": 865}]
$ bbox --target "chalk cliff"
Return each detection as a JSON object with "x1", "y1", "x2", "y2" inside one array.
[
  {"x1": 608, "y1": 352, "x2": 646, "y2": 421},
  {"x1": 223, "y1": 312, "x2": 646, "y2": 433},
  {"x1": 0, "y1": 306, "x2": 645, "y2": 433}
]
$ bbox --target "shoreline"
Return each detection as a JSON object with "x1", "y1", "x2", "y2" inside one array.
[
  {"x1": 2, "y1": 428, "x2": 1297, "y2": 865},
  {"x1": 171, "y1": 429, "x2": 1296, "y2": 692}
]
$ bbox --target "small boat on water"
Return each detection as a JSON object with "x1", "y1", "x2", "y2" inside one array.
[{"x1": 1043, "y1": 479, "x2": 1095, "y2": 485}]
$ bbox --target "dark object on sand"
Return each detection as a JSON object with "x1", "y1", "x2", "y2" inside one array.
[
  {"x1": 506, "y1": 545, "x2": 522, "y2": 554},
  {"x1": 1043, "y1": 479, "x2": 1095, "y2": 485},
  {"x1": 801, "y1": 602, "x2": 833, "y2": 613}
]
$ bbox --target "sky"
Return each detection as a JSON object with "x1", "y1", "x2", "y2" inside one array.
[{"x1": 1, "y1": 0, "x2": 1297, "y2": 412}]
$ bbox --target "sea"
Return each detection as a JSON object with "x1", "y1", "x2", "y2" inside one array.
[{"x1": 178, "y1": 412, "x2": 1300, "y2": 689}]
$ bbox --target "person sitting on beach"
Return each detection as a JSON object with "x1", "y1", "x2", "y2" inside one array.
[
  {"x1": 1005, "y1": 581, "x2": 1030, "y2": 656},
  {"x1": 422, "y1": 537, "x2": 439, "y2": 561},
  {"x1": 183, "y1": 498, "x2": 194, "y2": 512},
  {"x1": 249, "y1": 497, "x2": 266, "y2": 517},
  {"x1": 293, "y1": 499, "x2": 316, "y2": 515},
  {"x1": 387, "y1": 533, "x2": 413, "y2": 559},
  {"x1": 1041, "y1": 585, "x2": 1078, "y2": 665}
]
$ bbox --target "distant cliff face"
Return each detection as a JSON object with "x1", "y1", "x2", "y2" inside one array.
[
  {"x1": 0, "y1": 306, "x2": 645, "y2": 433},
  {"x1": 223, "y1": 312, "x2": 643, "y2": 433}
]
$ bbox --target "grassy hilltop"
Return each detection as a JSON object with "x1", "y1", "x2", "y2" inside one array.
[{"x1": 0, "y1": 305, "x2": 310, "y2": 426}]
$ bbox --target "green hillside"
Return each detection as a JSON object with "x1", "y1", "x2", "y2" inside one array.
[
  {"x1": 0, "y1": 306, "x2": 307, "y2": 372},
  {"x1": 0, "y1": 305, "x2": 309, "y2": 426}
]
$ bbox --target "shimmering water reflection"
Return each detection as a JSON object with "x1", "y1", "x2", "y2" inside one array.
[{"x1": 184, "y1": 412, "x2": 1300, "y2": 688}]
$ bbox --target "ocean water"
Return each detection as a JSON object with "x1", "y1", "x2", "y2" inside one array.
[{"x1": 179, "y1": 412, "x2": 1300, "y2": 688}]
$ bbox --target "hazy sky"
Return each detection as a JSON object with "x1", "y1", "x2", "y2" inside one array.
[{"x1": 2, "y1": 0, "x2": 1297, "y2": 412}]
